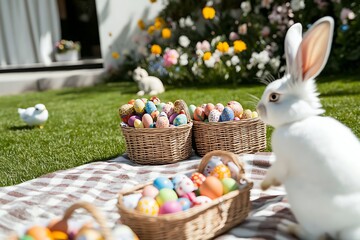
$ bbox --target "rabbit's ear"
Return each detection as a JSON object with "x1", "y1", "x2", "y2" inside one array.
[
  {"x1": 285, "y1": 23, "x2": 302, "y2": 77},
  {"x1": 296, "y1": 17, "x2": 334, "y2": 82}
]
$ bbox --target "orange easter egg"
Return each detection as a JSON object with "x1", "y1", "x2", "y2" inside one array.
[
  {"x1": 26, "y1": 226, "x2": 52, "y2": 240},
  {"x1": 204, "y1": 103, "x2": 215, "y2": 116},
  {"x1": 199, "y1": 176, "x2": 223, "y2": 199},
  {"x1": 210, "y1": 164, "x2": 231, "y2": 180},
  {"x1": 193, "y1": 107, "x2": 205, "y2": 121}
]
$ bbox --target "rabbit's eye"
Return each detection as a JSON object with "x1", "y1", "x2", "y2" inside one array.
[{"x1": 269, "y1": 93, "x2": 280, "y2": 102}]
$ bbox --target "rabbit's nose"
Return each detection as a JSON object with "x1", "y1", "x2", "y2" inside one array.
[{"x1": 256, "y1": 103, "x2": 266, "y2": 117}]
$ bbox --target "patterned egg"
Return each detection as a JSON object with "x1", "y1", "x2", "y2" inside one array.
[
  {"x1": 193, "y1": 107, "x2": 205, "y2": 121},
  {"x1": 142, "y1": 185, "x2": 159, "y2": 198},
  {"x1": 175, "y1": 176, "x2": 195, "y2": 196},
  {"x1": 172, "y1": 174, "x2": 187, "y2": 188},
  {"x1": 156, "y1": 116, "x2": 170, "y2": 128},
  {"x1": 75, "y1": 227, "x2": 103, "y2": 240},
  {"x1": 190, "y1": 172, "x2": 206, "y2": 189},
  {"x1": 173, "y1": 114, "x2": 187, "y2": 126},
  {"x1": 219, "y1": 107, "x2": 235, "y2": 122},
  {"x1": 174, "y1": 100, "x2": 191, "y2": 122},
  {"x1": 242, "y1": 109, "x2": 252, "y2": 119},
  {"x1": 210, "y1": 164, "x2": 231, "y2": 180},
  {"x1": 162, "y1": 104, "x2": 174, "y2": 117},
  {"x1": 203, "y1": 156, "x2": 223, "y2": 176},
  {"x1": 156, "y1": 102, "x2": 166, "y2": 112},
  {"x1": 151, "y1": 110, "x2": 160, "y2": 121},
  {"x1": 159, "y1": 201, "x2": 183, "y2": 215},
  {"x1": 193, "y1": 196, "x2": 212, "y2": 206},
  {"x1": 128, "y1": 99, "x2": 136, "y2": 105},
  {"x1": 153, "y1": 176, "x2": 174, "y2": 190},
  {"x1": 119, "y1": 104, "x2": 135, "y2": 122},
  {"x1": 177, "y1": 198, "x2": 192, "y2": 210},
  {"x1": 142, "y1": 114, "x2": 153, "y2": 128},
  {"x1": 227, "y1": 101, "x2": 243, "y2": 118},
  {"x1": 150, "y1": 96, "x2": 161, "y2": 104},
  {"x1": 134, "y1": 99, "x2": 145, "y2": 114},
  {"x1": 169, "y1": 113, "x2": 178, "y2": 124},
  {"x1": 221, "y1": 178, "x2": 239, "y2": 194},
  {"x1": 208, "y1": 109, "x2": 221, "y2": 122},
  {"x1": 156, "y1": 188, "x2": 178, "y2": 206},
  {"x1": 215, "y1": 103, "x2": 224, "y2": 112},
  {"x1": 204, "y1": 103, "x2": 215, "y2": 116},
  {"x1": 122, "y1": 193, "x2": 142, "y2": 209},
  {"x1": 134, "y1": 119, "x2": 144, "y2": 128},
  {"x1": 188, "y1": 104, "x2": 196, "y2": 120},
  {"x1": 199, "y1": 176, "x2": 223, "y2": 199},
  {"x1": 128, "y1": 115, "x2": 141, "y2": 127},
  {"x1": 26, "y1": 226, "x2": 52, "y2": 240},
  {"x1": 145, "y1": 101, "x2": 157, "y2": 114},
  {"x1": 136, "y1": 197, "x2": 159, "y2": 216}
]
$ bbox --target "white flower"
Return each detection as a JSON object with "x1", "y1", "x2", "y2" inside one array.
[
  {"x1": 231, "y1": 56, "x2": 240, "y2": 65},
  {"x1": 247, "y1": 50, "x2": 270, "y2": 70},
  {"x1": 235, "y1": 65, "x2": 241, "y2": 72},
  {"x1": 225, "y1": 73, "x2": 229, "y2": 80},
  {"x1": 179, "y1": 35, "x2": 190, "y2": 48},
  {"x1": 241, "y1": 1, "x2": 252, "y2": 16},
  {"x1": 204, "y1": 57, "x2": 216, "y2": 68},
  {"x1": 179, "y1": 53, "x2": 188, "y2": 66},
  {"x1": 270, "y1": 57, "x2": 280, "y2": 70},
  {"x1": 179, "y1": 16, "x2": 194, "y2": 28},
  {"x1": 211, "y1": 36, "x2": 222, "y2": 47},
  {"x1": 291, "y1": 0, "x2": 305, "y2": 12},
  {"x1": 226, "y1": 60, "x2": 231, "y2": 67}
]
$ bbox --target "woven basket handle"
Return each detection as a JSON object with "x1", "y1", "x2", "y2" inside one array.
[
  {"x1": 62, "y1": 201, "x2": 113, "y2": 240},
  {"x1": 198, "y1": 150, "x2": 246, "y2": 182}
]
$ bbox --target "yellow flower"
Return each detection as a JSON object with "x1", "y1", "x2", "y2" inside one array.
[
  {"x1": 137, "y1": 20, "x2": 146, "y2": 30},
  {"x1": 154, "y1": 17, "x2": 164, "y2": 30},
  {"x1": 202, "y1": 7, "x2": 216, "y2": 20},
  {"x1": 151, "y1": 44, "x2": 162, "y2": 55},
  {"x1": 148, "y1": 25, "x2": 156, "y2": 35},
  {"x1": 149, "y1": 0, "x2": 157, "y2": 3},
  {"x1": 233, "y1": 40, "x2": 247, "y2": 53},
  {"x1": 162, "y1": 28, "x2": 171, "y2": 39},
  {"x1": 203, "y1": 52, "x2": 212, "y2": 61},
  {"x1": 112, "y1": 52, "x2": 120, "y2": 59},
  {"x1": 216, "y1": 42, "x2": 229, "y2": 53}
]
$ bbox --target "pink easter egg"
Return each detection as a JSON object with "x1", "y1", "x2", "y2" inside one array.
[
  {"x1": 204, "y1": 103, "x2": 215, "y2": 116},
  {"x1": 156, "y1": 116, "x2": 170, "y2": 128},
  {"x1": 159, "y1": 201, "x2": 183, "y2": 215},
  {"x1": 215, "y1": 103, "x2": 224, "y2": 112},
  {"x1": 142, "y1": 114, "x2": 153, "y2": 128},
  {"x1": 142, "y1": 185, "x2": 160, "y2": 198}
]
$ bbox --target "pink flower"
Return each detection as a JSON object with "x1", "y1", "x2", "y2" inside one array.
[
  {"x1": 196, "y1": 40, "x2": 211, "y2": 52},
  {"x1": 261, "y1": 26, "x2": 271, "y2": 37},
  {"x1": 163, "y1": 49, "x2": 179, "y2": 67},
  {"x1": 229, "y1": 32, "x2": 239, "y2": 41},
  {"x1": 340, "y1": 8, "x2": 356, "y2": 24}
]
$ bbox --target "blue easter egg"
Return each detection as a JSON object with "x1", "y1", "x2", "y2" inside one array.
[
  {"x1": 220, "y1": 107, "x2": 235, "y2": 122},
  {"x1": 153, "y1": 177, "x2": 174, "y2": 190},
  {"x1": 177, "y1": 197, "x2": 192, "y2": 210},
  {"x1": 145, "y1": 101, "x2": 157, "y2": 114},
  {"x1": 173, "y1": 114, "x2": 187, "y2": 126}
]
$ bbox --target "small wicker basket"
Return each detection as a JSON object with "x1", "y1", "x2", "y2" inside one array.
[
  {"x1": 117, "y1": 150, "x2": 253, "y2": 240},
  {"x1": 193, "y1": 118, "x2": 266, "y2": 157},
  {"x1": 120, "y1": 122, "x2": 193, "y2": 165}
]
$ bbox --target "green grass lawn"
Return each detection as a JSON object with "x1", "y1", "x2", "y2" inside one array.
[{"x1": 0, "y1": 75, "x2": 359, "y2": 187}]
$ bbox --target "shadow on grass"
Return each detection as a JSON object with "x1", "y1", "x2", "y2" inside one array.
[{"x1": 8, "y1": 125, "x2": 36, "y2": 131}]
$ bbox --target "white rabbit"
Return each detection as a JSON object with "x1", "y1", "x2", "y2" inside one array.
[
  {"x1": 132, "y1": 67, "x2": 165, "y2": 96},
  {"x1": 257, "y1": 16, "x2": 360, "y2": 240}
]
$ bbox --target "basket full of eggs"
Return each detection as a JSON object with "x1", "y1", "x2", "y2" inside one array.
[
  {"x1": 119, "y1": 97, "x2": 193, "y2": 165},
  {"x1": 117, "y1": 150, "x2": 253, "y2": 240},
  {"x1": 190, "y1": 101, "x2": 266, "y2": 157}
]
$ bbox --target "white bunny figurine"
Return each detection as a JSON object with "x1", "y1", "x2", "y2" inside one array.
[
  {"x1": 132, "y1": 67, "x2": 165, "y2": 96},
  {"x1": 257, "y1": 16, "x2": 360, "y2": 240}
]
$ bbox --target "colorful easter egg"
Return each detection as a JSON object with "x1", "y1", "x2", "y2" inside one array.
[
  {"x1": 26, "y1": 226, "x2": 52, "y2": 240},
  {"x1": 221, "y1": 178, "x2": 239, "y2": 194},
  {"x1": 203, "y1": 156, "x2": 223, "y2": 176},
  {"x1": 145, "y1": 101, "x2": 157, "y2": 114},
  {"x1": 193, "y1": 196, "x2": 212, "y2": 206},
  {"x1": 188, "y1": 104, "x2": 196, "y2": 120},
  {"x1": 142, "y1": 114, "x2": 153, "y2": 128},
  {"x1": 156, "y1": 116, "x2": 170, "y2": 128},
  {"x1": 156, "y1": 102, "x2": 166, "y2": 112},
  {"x1": 136, "y1": 197, "x2": 159, "y2": 216},
  {"x1": 190, "y1": 172, "x2": 206, "y2": 189},
  {"x1": 175, "y1": 176, "x2": 195, "y2": 196},
  {"x1": 151, "y1": 110, "x2": 160, "y2": 121},
  {"x1": 128, "y1": 115, "x2": 141, "y2": 127},
  {"x1": 141, "y1": 98, "x2": 148, "y2": 103},
  {"x1": 122, "y1": 193, "x2": 142, "y2": 209},
  {"x1": 215, "y1": 103, "x2": 224, "y2": 112},
  {"x1": 159, "y1": 201, "x2": 183, "y2": 214},
  {"x1": 208, "y1": 109, "x2": 221, "y2": 122},
  {"x1": 173, "y1": 114, "x2": 187, "y2": 126},
  {"x1": 199, "y1": 176, "x2": 223, "y2": 200},
  {"x1": 227, "y1": 101, "x2": 243, "y2": 118},
  {"x1": 172, "y1": 174, "x2": 187, "y2": 188},
  {"x1": 162, "y1": 104, "x2": 174, "y2": 117},
  {"x1": 169, "y1": 113, "x2": 178, "y2": 124},
  {"x1": 134, "y1": 119, "x2": 144, "y2": 128},
  {"x1": 119, "y1": 104, "x2": 135, "y2": 123},
  {"x1": 210, "y1": 164, "x2": 231, "y2": 180},
  {"x1": 177, "y1": 198, "x2": 192, "y2": 210},
  {"x1": 134, "y1": 99, "x2": 145, "y2": 114},
  {"x1": 174, "y1": 99, "x2": 191, "y2": 122},
  {"x1": 204, "y1": 103, "x2": 215, "y2": 116},
  {"x1": 193, "y1": 107, "x2": 205, "y2": 121},
  {"x1": 153, "y1": 177, "x2": 174, "y2": 190},
  {"x1": 156, "y1": 189, "x2": 178, "y2": 206},
  {"x1": 150, "y1": 96, "x2": 161, "y2": 105},
  {"x1": 242, "y1": 109, "x2": 252, "y2": 119},
  {"x1": 142, "y1": 185, "x2": 160, "y2": 198},
  {"x1": 219, "y1": 107, "x2": 235, "y2": 122},
  {"x1": 128, "y1": 99, "x2": 136, "y2": 105},
  {"x1": 252, "y1": 111, "x2": 259, "y2": 118}
]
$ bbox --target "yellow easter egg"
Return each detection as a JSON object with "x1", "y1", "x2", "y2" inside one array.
[
  {"x1": 134, "y1": 99, "x2": 145, "y2": 114},
  {"x1": 210, "y1": 164, "x2": 231, "y2": 180},
  {"x1": 134, "y1": 119, "x2": 144, "y2": 128},
  {"x1": 136, "y1": 197, "x2": 159, "y2": 216}
]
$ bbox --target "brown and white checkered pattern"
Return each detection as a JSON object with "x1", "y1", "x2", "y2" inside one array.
[{"x1": 0, "y1": 152, "x2": 298, "y2": 239}]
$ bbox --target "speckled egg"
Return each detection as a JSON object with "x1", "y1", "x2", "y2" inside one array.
[
  {"x1": 227, "y1": 101, "x2": 243, "y2": 118},
  {"x1": 134, "y1": 119, "x2": 144, "y2": 128},
  {"x1": 159, "y1": 201, "x2": 183, "y2": 215},
  {"x1": 175, "y1": 176, "x2": 195, "y2": 196},
  {"x1": 199, "y1": 176, "x2": 223, "y2": 200},
  {"x1": 142, "y1": 114, "x2": 153, "y2": 128},
  {"x1": 156, "y1": 116, "x2": 170, "y2": 128},
  {"x1": 190, "y1": 172, "x2": 206, "y2": 189},
  {"x1": 155, "y1": 189, "x2": 178, "y2": 206},
  {"x1": 208, "y1": 109, "x2": 221, "y2": 122},
  {"x1": 193, "y1": 107, "x2": 205, "y2": 121},
  {"x1": 173, "y1": 114, "x2": 187, "y2": 126},
  {"x1": 219, "y1": 107, "x2": 235, "y2": 122},
  {"x1": 188, "y1": 104, "x2": 196, "y2": 120},
  {"x1": 215, "y1": 103, "x2": 224, "y2": 112},
  {"x1": 203, "y1": 156, "x2": 223, "y2": 176},
  {"x1": 193, "y1": 196, "x2": 212, "y2": 206},
  {"x1": 221, "y1": 178, "x2": 239, "y2": 194},
  {"x1": 204, "y1": 103, "x2": 215, "y2": 116},
  {"x1": 169, "y1": 113, "x2": 178, "y2": 124},
  {"x1": 119, "y1": 104, "x2": 135, "y2": 122},
  {"x1": 134, "y1": 99, "x2": 145, "y2": 114},
  {"x1": 162, "y1": 104, "x2": 174, "y2": 117},
  {"x1": 177, "y1": 197, "x2": 192, "y2": 210},
  {"x1": 145, "y1": 101, "x2": 157, "y2": 114},
  {"x1": 128, "y1": 115, "x2": 141, "y2": 127},
  {"x1": 142, "y1": 185, "x2": 160, "y2": 198},
  {"x1": 153, "y1": 177, "x2": 174, "y2": 190},
  {"x1": 136, "y1": 197, "x2": 159, "y2": 216},
  {"x1": 210, "y1": 164, "x2": 231, "y2": 180}
]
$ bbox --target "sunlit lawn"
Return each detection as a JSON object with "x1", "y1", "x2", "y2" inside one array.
[{"x1": 0, "y1": 75, "x2": 359, "y2": 186}]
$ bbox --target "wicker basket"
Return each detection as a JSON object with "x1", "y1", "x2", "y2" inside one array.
[
  {"x1": 117, "y1": 150, "x2": 253, "y2": 240},
  {"x1": 192, "y1": 118, "x2": 266, "y2": 157},
  {"x1": 120, "y1": 122, "x2": 193, "y2": 165}
]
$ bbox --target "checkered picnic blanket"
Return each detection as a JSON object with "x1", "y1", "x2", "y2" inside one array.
[{"x1": 0, "y1": 152, "x2": 298, "y2": 239}]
